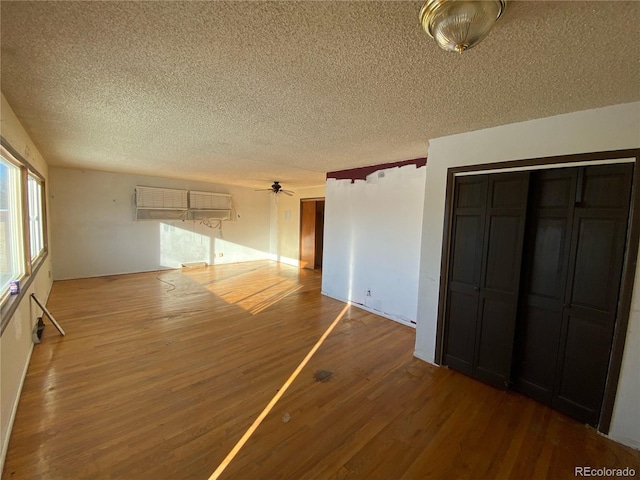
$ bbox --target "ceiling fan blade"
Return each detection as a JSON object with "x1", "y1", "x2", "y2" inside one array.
[
  {"x1": 254, "y1": 188, "x2": 273, "y2": 192},
  {"x1": 281, "y1": 190, "x2": 295, "y2": 196}
]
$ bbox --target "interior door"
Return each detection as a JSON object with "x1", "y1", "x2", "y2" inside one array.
[
  {"x1": 444, "y1": 172, "x2": 529, "y2": 388},
  {"x1": 513, "y1": 163, "x2": 633, "y2": 426},
  {"x1": 300, "y1": 199, "x2": 325, "y2": 270},
  {"x1": 553, "y1": 164, "x2": 633, "y2": 425},
  {"x1": 512, "y1": 169, "x2": 577, "y2": 403},
  {"x1": 473, "y1": 172, "x2": 530, "y2": 388},
  {"x1": 443, "y1": 175, "x2": 488, "y2": 376}
]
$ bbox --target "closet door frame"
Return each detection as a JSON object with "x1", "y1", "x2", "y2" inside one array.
[{"x1": 434, "y1": 148, "x2": 640, "y2": 434}]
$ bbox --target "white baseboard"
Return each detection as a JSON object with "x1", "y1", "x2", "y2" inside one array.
[
  {"x1": 605, "y1": 431, "x2": 640, "y2": 451},
  {"x1": 413, "y1": 350, "x2": 437, "y2": 366},
  {"x1": 276, "y1": 256, "x2": 300, "y2": 268},
  {"x1": 320, "y1": 291, "x2": 416, "y2": 328}
]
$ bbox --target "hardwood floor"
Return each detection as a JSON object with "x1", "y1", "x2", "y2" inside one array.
[{"x1": 3, "y1": 261, "x2": 638, "y2": 479}]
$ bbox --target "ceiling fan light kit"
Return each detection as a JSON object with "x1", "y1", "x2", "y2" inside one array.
[{"x1": 419, "y1": 0, "x2": 507, "y2": 53}]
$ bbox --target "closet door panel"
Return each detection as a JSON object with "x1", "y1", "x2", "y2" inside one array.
[
  {"x1": 570, "y1": 218, "x2": 624, "y2": 310},
  {"x1": 484, "y1": 215, "x2": 525, "y2": 291},
  {"x1": 450, "y1": 215, "x2": 484, "y2": 285},
  {"x1": 475, "y1": 297, "x2": 516, "y2": 386},
  {"x1": 444, "y1": 291, "x2": 478, "y2": 374},
  {"x1": 512, "y1": 169, "x2": 576, "y2": 402},
  {"x1": 554, "y1": 313, "x2": 613, "y2": 424},
  {"x1": 473, "y1": 173, "x2": 529, "y2": 388},
  {"x1": 582, "y1": 167, "x2": 633, "y2": 208},
  {"x1": 554, "y1": 163, "x2": 633, "y2": 426},
  {"x1": 512, "y1": 304, "x2": 562, "y2": 402},
  {"x1": 443, "y1": 176, "x2": 488, "y2": 375},
  {"x1": 528, "y1": 217, "x2": 567, "y2": 298}
]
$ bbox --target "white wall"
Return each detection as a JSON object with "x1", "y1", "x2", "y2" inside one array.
[
  {"x1": 49, "y1": 168, "x2": 272, "y2": 280},
  {"x1": 0, "y1": 94, "x2": 53, "y2": 472},
  {"x1": 415, "y1": 101, "x2": 640, "y2": 448},
  {"x1": 322, "y1": 164, "x2": 426, "y2": 326}
]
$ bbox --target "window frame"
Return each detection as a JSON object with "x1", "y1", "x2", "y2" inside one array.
[
  {"x1": 0, "y1": 153, "x2": 25, "y2": 299},
  {"x1": 28, "y1": 173, "x2": 45, "y2": 262},
  {"x1": 0, "y1": 137, "x2": 49, "y2": 335}
]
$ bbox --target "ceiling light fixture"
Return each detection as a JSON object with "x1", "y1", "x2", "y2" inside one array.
[{"x1": 419, "y1": 0, "x2": 507, "y2": 53}]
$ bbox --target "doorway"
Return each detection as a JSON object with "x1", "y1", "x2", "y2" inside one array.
[
  {"x1": 435, "y1": 149, "x2": 640, "y2": 433},
  {"x1": 300, "y1": 198, "x2": 325, "y2": 270}
]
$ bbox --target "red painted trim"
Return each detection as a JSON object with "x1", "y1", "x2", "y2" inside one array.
[{"x1": 326, "y1": 157, "x2": 427, "y2": 183}]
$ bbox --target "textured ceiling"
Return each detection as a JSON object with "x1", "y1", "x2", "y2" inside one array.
[{"x1": 1, "y1": 1, "x2": 639, "y2": 189}]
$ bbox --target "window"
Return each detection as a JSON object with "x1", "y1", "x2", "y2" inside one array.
[
  {"x1": 28, "y1": 174, "x2": 44, "y2": 260},
  {"x1": 0, "y1": 142, "x2": 48, "y2": 311},
  {"x1": 0, "y1": 155, "x2": 24, "y2": 297}
]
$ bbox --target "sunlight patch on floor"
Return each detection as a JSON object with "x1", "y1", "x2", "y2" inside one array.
[{"x1": 201, "y1": 270, "x2": 302, "y2": 314}]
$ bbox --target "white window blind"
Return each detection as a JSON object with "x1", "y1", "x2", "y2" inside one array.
[
  {"x1": 135, "y1": 186, "x2": 188, "y2": 210},
  {"x1": 189, "y1": 191, "x2": 232, "y2": 210},
  {"x1": 188, "y1": 191, "x2": 232, "y2": 221},
  {"x1": 135, "y1": 187, "x2": 234, "y2": 221}
]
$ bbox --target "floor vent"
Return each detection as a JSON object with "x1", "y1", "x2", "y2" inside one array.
[{"x1": 181, "y1": 262, "x2": 208, "y2": 269}]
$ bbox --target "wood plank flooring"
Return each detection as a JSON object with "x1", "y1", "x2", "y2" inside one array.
[{"x1": 2, "y1": 261, "x2": 638, "y2": 479}]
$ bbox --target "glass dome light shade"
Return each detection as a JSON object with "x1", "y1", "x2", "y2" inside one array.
[{"x1": 420, "y1": 0, "x2": 506, "y2": 53}]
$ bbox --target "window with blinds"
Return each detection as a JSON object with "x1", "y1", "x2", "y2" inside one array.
[
  {"x1": 135, "y1": 187, "x2": 233, "y2": 221},
  {"x1": 188, "y1": 191, "x2": 232, "y2": 221},
  {"x1": 135, "y1": 186, "x2": 188, "y2": 210}
]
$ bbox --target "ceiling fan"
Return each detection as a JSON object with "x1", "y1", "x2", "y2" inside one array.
[{"x1": 255, "y1": 181, "x2": 295, "y2": 196}]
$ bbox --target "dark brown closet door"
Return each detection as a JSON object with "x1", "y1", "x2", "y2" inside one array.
[
  {"x1": 553, "y1": 164, "x2": 633, "y2": 425},
  {"x1": 512, "y1": 169, "x2": 577, "y2": 403},
  {"x1": 473, "y1": 173, "x2": 529, "y2": 388},
  {"x1": 444, "y1": 172, "x2": 529, "y2": 388},
  {"x1": 443, "y1": 175, "x2": 488, "y2": 375}
]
